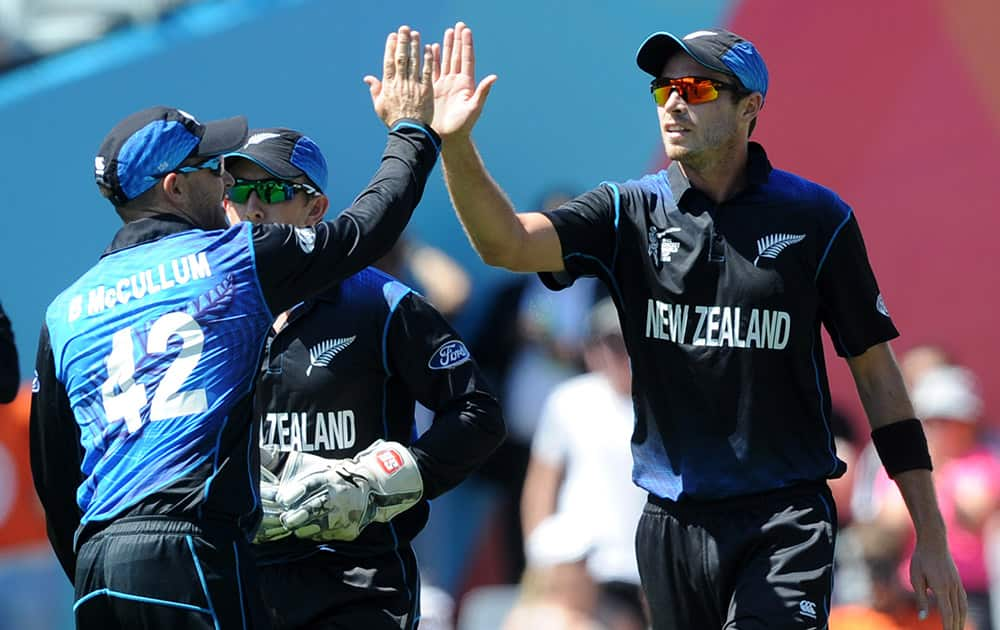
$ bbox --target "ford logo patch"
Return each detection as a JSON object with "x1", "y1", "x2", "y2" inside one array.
[{"x1": 428, "y1": 340, "x2": 470, "y2": 370}]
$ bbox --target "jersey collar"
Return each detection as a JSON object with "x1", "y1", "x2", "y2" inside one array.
[
  {"x1": 102, "y1": 214, "x2": 200, "y2": 257},
  {"x1": 665, "y1": 141, "x2": 773, "y2": 206}
]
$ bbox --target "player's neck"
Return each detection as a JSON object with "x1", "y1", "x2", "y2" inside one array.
[{"x1": 679, "y1": 141, "x2": 749, "y2": 204}]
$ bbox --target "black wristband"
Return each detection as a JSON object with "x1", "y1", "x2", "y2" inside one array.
[{"x1": 870, "y1": 418, "x2": 933, "y2": 478}]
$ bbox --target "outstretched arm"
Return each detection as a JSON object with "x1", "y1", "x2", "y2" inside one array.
[
  {"x1": 433, "y1": 22, "x2": 564, "y2": 273},
  {"x1": 848, "y1": 342, "x2": 967, "y2": 630}
]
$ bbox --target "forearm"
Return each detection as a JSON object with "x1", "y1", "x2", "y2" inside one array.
[
  {"x1": 848, "y1": 342, "x2": 914, "y2": 429},
  {"x1": 409, "y1": 392, "x2": 505, "y2": 499},
  {"x1": 441, "y1": 136, "x2": 523, "y2": 268},
  {"x1": 341, "y1": 122, "x2": 440, "y2": 271},
  {"x1": 893, "y1": 469, "x2": 948, "y2": 542}
]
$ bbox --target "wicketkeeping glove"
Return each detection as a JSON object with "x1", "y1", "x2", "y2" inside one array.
[
  {"x1": 254, "y1": 466, "x2": 293, "y2": 543},
  {"x1": 276, "y1": 440, "x2": 424, "y2": 542}
]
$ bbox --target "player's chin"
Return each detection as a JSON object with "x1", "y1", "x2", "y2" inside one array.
[{"x1": 664, "y1": 143, "x2": 692, "y2": 162}]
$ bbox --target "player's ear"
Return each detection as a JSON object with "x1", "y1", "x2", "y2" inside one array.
[
  {"x1": 305, "y1": 194, "x2": 329, "y2": 226},
  {"x1": 742, "y1": 92, "x2": 763, "y2": 122},
  {"x1": 160, "y1": 172, "x2": 184, "y2": 206}
]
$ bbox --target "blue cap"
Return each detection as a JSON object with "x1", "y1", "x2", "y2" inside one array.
[
  {"x1": 636, "y1": 28, "x2": 769, "y2": 100},
  {"x1": 95, "y1": 106, "x2": 248, "y2": 205},
  {"x1": 226, "y1": 128, "x2": 328, "y2": 193}
]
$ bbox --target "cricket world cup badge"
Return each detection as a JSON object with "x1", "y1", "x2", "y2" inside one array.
[{"x1": 648, "y1": 226, "x2": 681, "y2": 269}]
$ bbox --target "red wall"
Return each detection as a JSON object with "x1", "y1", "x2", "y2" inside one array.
[{"x1": 724, "y1": 0, "x2": 1000, "y2": 429}]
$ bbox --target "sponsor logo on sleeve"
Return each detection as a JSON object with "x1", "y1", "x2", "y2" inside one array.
[
  {"x1": 31, "y1": 370, "x2": 39, "y2": 393},
  {"x1": 428, "y1": 340, "x2": 471, "y2": 370}
]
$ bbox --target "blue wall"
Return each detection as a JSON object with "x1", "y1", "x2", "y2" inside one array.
[{"x1": 0, "y1": 0, "x2": 728, "y2": 376}]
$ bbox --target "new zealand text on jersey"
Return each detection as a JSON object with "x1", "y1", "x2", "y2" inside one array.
[
  {"x1": 68, "y1": 252, "x2": 212, "y2": 322},
  {"x1": 261, "y1": 410, "x2": 357, "y2": 453},
  {"x1": 645, "y1": 299, "x2": 791, "y2": 349}
]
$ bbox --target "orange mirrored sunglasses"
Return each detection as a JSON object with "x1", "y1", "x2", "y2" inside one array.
[{"x1": 651, "y1": 76, "x2": 745, "y2": 106}]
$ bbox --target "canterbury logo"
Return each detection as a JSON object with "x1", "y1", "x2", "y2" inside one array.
[
  {"x1": 754, "y1": 233, "x2": 806, "y2": 266},
  {"x1": 307, "y1": 336, "x2": 356, "y2": 375}
]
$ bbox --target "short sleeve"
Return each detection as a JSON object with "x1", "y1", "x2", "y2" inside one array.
[
  {"x1": 539, "y1": 184, "x2": 619, "y2": 289},
  {"x1": 816, "y1": 212, "x2": 899, "y2": 357}
]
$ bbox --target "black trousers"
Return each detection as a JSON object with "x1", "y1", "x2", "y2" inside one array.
[
  {"x1": 636, "y1": 482, "x2": 837, "y2": 630},
  {"x1": 257, "y1": 544, "x2": 420, "y2": 630},
  {"x1": 74, "y1": 516, "x2": 271, "y2": 630}
]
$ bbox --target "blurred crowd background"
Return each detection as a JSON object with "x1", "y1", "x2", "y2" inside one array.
[{"x1": 0, "y1": 0, "x2": 998, "y2": 628}]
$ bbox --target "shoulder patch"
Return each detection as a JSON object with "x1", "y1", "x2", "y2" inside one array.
[{"x1": 428, "y1": 339, "x2": 471, "y2": 370}]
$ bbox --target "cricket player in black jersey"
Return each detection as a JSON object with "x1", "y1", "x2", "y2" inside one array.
[
  {"x1": 221, "y1": 123, "x2": 504, "y2": 629},
  {"x1": 432, "y1": 22, "x2": 967, "y2": 630},
  {"x1": 30, "y1": 25, "x2": 439, "y2": 629}
]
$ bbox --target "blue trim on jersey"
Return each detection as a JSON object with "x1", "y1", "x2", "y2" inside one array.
[
  {"x1": 387, "y1": 523, "x2": 415, "y2": 625},
  {"x1": 409, "y1": 552, "x2": 422, "y2": 630},
  {"x1": 73, "y1": 588, "x2": 212, "y2": 615},
  {"x1": 187, "y1": 535, "x2": 222, "y2": 630},
  {"x1": 390, "y1": 121, "x2": 440, "y2": 153},
  {"x1": 601, "y1": 182, "x2": 623, "y2": 271},
  {"x1": 814, "y1": 210, "x2": 853, "y2": 282},
  {"x1": 810, "y1": 329, "x2": 839, "y2": 477},
  {"x1": 381, "y1": 282, "x2": 411, "y2": 436},
  {"x1": 232, "y1": 540, "x2": 248, "y2": 630}
]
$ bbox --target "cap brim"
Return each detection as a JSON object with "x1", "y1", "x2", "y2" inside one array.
[
  {"x1": 225, "y1": 147, "x2": 305, "y2": 181},
  {"x1": 192, "y1": 115, "x2": 249, "y2": 158},
  {"x1": 636, "y1": 31, "x2": 731, "y2": 77}
]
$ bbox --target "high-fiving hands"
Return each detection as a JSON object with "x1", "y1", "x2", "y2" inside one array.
[
  {"x1": 430, "y1": 22, "x2": 497, "y2": 140},
  {"x1": 364, "y1": 25, "x2": 435, "y2": 128}
]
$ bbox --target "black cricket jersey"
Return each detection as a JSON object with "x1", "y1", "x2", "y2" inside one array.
[
  {"x1": 254, "y1": 267, "x2": 504, "y2": 564},
  {"x1": 30, "y1": 121, "x2": 439, "y2": 580},
  {"x1": 541, "y1": 142, "x2": 897, "y2": 501}
]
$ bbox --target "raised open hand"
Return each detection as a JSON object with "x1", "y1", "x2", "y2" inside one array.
[
  {"x1": 364, "y1": 25, "x2": 434, "y2": 128},
  {"x1": 431, "y1": 22, "x2": 497, "y2": 139}
]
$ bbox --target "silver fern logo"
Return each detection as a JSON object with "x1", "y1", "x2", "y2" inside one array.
[
  {"x1": 307, "y1": 336, "x2": 356, "y2": 375},
  {"x1": 754, "y1": 233, "x2": 806, "y2": 266}
]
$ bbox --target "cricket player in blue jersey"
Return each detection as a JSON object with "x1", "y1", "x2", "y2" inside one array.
[
  {"x1": 30, "y1": 25, "x2": 438, "y2": 630},
  {"x1": 431, "y1": 22, "x2": 967, "y2": 630}
]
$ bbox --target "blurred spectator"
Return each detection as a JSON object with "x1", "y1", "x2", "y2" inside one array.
[
  {"x1": 421, "y1": 583, "x2": 457, "y2": 630},
  {"x1": 827, "y1": 406, "x2": 860, "y2": 527},
  {"x1": 375, "y1": 233, "x2": 471, "y2": 319},
  {"x1": 502, "y1": 514, "x2": 607, "y2": 630},
  {"x1": 520, "y1": 296, "x2": 647, "y2": 630},
  {"x1": 0, "y1": 303, "x2": 19, "y2": 403},
  {"x1": 872, "y1": 365, "x2": 999, "y2": 629},
  {"x1": 899, "y1": 343, "x2": 953, "y2": 391},
  {"x1": 470, "y1": 189, "x2": 602, "y2": 581},
  {"x1": 851, "y1": 344, "x2": 955, "y2": 524},
  {"x1": 829, "y1": 523, "x2": 965, "y2": 629}
]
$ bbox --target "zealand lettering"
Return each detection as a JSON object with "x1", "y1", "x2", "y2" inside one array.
[
  {"x1": 646, "y1": 299, "x2": 790, "y2": 350},
  {"x1": 261, "y1": 410, "x2": 357, "y2": 452}
]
